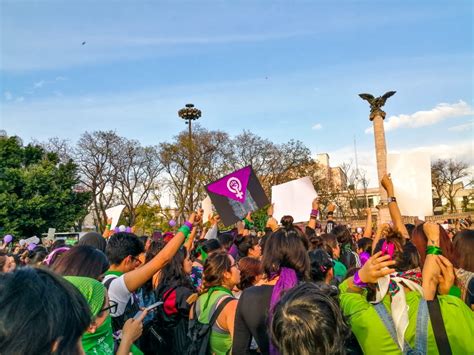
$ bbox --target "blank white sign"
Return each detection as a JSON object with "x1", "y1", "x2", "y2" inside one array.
[
  {"x1": 271, "y1": 177, "x2": 318, "y2": 223},
  {"x1": 387, "y1": 152, "x2": 433, "y2": 219},
  {"x1": 106, "y1": 204, "x2": 126, "y2": 230}
]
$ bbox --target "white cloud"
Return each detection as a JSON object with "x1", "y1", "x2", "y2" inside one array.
[
  {"x1": 312, "y1": 123, "x2": 322, "y2": 130},
  {"x1": 33, "y1": 80, "x2": 45, "y2": 88},
  {"x1": 448, "y1": 120, "x2": 473, "y2": 132},
  {"x1": 4, "y1": 91, "x2": 13, "y2": 101},
  {"x1": 365, "y1": 100, "x2": 473, "y2": 134}
]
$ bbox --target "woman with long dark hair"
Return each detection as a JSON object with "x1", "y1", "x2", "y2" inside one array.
[
  {"x1": 52, "y1": 245, "x2": 109, "y2": 281},
  {"x1": 149, "y1": 247, "x2": 195, "y2": 353},
  {"x1": 233, "y1": 220, "x2": 310, "y2": 354}
]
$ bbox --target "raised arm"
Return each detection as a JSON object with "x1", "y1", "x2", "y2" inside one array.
[
  {"x1": 265, "y1": 204, "x2": 279, "y2": 232},
  {"x1": 124, "y1": 212, "x2": 196, "y2": 292},
  {"x1": 371, "y1": 223, "x2": 389, "y2": 254},
  {"x1": 184, "y1": 210, "x2": 202, "y2": 250},
  {"x1": 363, "y1": 208, "x2": 373, "y2": 238},
  {"x1": 308, "y1": 198, "x2": 320, "y2": 230},
  {"x1": 381, "y1": 174, "x2": 409, "y2": 238}
]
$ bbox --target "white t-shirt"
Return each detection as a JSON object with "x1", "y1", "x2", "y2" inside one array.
[{"x1": 103, "y1": 274, "x2": 134, "y2": 317}]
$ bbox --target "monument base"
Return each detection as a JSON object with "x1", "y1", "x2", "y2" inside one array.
[{"x1": 376, "y1": 204, "x2": 392, "y2": 224}]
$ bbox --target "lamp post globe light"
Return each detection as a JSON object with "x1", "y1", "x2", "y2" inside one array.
[{"x1": 178, "y1": 103, "x2": 201, "y2": 214}]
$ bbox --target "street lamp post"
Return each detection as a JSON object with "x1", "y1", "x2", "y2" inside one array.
[{"x1": 178, "y1": 103, "x2": 201, "y2": 213}]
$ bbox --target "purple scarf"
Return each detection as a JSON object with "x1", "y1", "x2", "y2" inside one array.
[
  {"x1": 359, "y1": 251, "x2": 371, "y2": 267},
  {"x1": 269, "y1": 267, "x2": 298, "y2": 355}
]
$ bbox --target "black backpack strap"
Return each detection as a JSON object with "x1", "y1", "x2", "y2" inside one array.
[
  {"x1": 208, "y1": 296, "x2": 234, "y2": 327},
  {"x1": 427, "y1": 297, "x2": 452, "y2": 355},
  {"x1": 104, "y1": 275, "x2": 117, "y2": 290}
]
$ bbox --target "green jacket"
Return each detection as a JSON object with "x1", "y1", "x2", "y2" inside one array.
[{"x1": 339, "y1": 279, "x2": 474, "y2": 354}]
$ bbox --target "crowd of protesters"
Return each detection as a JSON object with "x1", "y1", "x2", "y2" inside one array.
[{"x1": 0, "y1": 173, "x2": 473, "y2": 354}]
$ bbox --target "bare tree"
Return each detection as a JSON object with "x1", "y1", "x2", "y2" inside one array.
[
  {"x1": 230, "y1": 132, "x2": 312, "y2": 194},
  {"x1": 33, "y1": 137, "x2": 73, "y2": 164},
  {"x1": 431, "y1": 158, "x2": 470, "y2": 213},
  {"x1": 159, "y1": 125, "x2": 232, "y2": 217},
  {"x1": 75, "y1": 131, "x2": 121, "y2": 232},
  {"x1": 113, "y1": 140, "x2": 163, "y2": 225}
]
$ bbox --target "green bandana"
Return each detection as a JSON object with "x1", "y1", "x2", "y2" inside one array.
[
  {"x1": 197, "y1": 245, "x2": 209, "y2": 263},
  {"x1": 65, "y1": 276, "x2": 105, "y2": 316},
  {"x1": 82, "y1": 315, "x2": 115, "y2": 354}
]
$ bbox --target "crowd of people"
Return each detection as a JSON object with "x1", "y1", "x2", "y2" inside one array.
[{"x1": 0, "y1": 173, "x2": 473, "y2": 354}]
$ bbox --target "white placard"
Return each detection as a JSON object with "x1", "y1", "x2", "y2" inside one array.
[
  {"x1": 387, "y1": 152, "x2": 433, "y2": 219},
  {"x1": 202, "y1": 196, "x2": 213, "y2": 224},
  {"x1": 105, "y1": 205, "x2": 126, "y2": 230},
  {"x1": 47, "y1": 228, "x2": 56, "y2": 240},
  {"x1": 24, "y1": 236, "x2": 40, "y2": 245},
  {"x1": 271, "y1": 177, "x2": 318, "y2": 223}
]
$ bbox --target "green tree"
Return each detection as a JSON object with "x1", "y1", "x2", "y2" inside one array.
[{"x1": 0, "y1": 135, "x2": 90, "y2": 237}]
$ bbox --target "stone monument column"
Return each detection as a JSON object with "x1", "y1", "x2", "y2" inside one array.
[{"x1": 359, "y1": 91, "x2": 396, "y2": 223}]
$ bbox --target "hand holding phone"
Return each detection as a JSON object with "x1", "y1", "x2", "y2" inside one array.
[{"x1": 133, "y1": 301, "x2": 163, "y2": 320}]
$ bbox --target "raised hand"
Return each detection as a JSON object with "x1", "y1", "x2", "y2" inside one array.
[
  {"x1": 327, "y1": 202, "x2": 336, "y2": 212},
  {"x1": 266, "y1": 217, "x2": 279, "y2": 232},
  {"x1": 312, "y1": 198, "x2": 320, "y2": 211},
  {"x1": 245, "y1": 211, "x2": 253, "y2": 222},
  {"x1": 267, "y1": 203, "x2": 274, "y2": 217},
  {"x1": 381, "y1": 174, "x2": 394, "y2": 196},
  {"x1": 358, "y1": 251, "x2": 396, "y2": 284},
  {"x1": 436, "y1": 255, "x2": 454, "y2": 295}
]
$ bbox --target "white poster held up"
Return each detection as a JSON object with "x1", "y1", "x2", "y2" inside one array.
[
  {"x1": 105, "y1": 205, "x2": 126, "y2": 230},
  {"x1": 271, "y1": 177, "x2": 318, "y2": 223},
  {"x1": 387, "y1": 152, "x2": 433, "y2": 219},
  {"x1": 202, "y1": 196, "x2": 214, "y2": 224}
]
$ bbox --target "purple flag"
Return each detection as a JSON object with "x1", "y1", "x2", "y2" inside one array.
[
  {"x1": 205, "y1": 166, "x2": 269, "y2": 227},
  {"x1": 206, "y1": 166, "x2": 251, "y2": 203}
]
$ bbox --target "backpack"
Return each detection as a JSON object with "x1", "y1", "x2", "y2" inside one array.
[
  {"x1": 104, "y1": 275, "x2": 140, "y2": 332},
  {"x1": 185, "y1": 296, "x2": 234, "y2": 355},
  {"x1": 140, "y1": 286, "x2": 180, "y2": 352}
]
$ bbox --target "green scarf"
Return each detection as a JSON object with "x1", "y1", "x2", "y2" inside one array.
[{"x1": 82, "y1": 316, "x2": 115, "y2": 354}]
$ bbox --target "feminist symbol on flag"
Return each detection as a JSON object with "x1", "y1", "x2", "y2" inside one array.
[{"x1": 227, "y1": 177, "x2": 243, "y2": 199}]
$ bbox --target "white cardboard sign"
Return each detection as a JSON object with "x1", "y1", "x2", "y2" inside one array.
[
  {"x1": 387, "y1": 152, "x2": 433, "y2": 219},
  {"x1": 105, "y1": 205, "x2": 126, "y2": 230},
  {"x1": 271, "y1": 177, "x2": 318, "y2": 223},
  {"x1": 201, "y1": 196, "x2": 213, "y2": 224}
]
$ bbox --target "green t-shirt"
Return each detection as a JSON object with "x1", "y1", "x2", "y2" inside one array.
[
  {"x1": 339, "y1": 280, "x2": 474, "y2": 354},
  {"x1": 198, "y1": 290, "x2": 233, "y2": 355}
]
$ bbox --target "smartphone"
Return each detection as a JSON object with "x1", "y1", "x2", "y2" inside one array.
[{"x1": 133, "y1": 301, "x2": 164, "y2": 319}]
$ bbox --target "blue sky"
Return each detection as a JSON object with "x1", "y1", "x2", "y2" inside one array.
[{"x1": 1, "y1": 0, "x2": 473, "y2": 186}]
